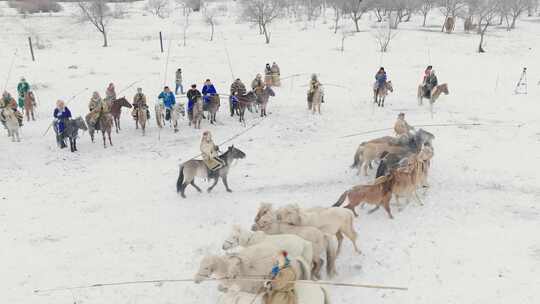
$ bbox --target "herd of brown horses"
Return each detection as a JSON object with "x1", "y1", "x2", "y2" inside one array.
[{"x1": 334, "y1": 129, "x2": 435, "y2": 219}]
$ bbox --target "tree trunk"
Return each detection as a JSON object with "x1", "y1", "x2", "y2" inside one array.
[
  {"x1": 210, "y1": 23, "x2": 214, "y2": 41},
  {"x1": 442, "y1": 13, "x2": 449, "y2": 32},
  {"x1": 334, "y1": 10, "x2": 340, "y2": 34},
  {"x1": 262, "y1": 23, "x2": 270, "y2": 44},
  {"x1": 511, "y1": 15, "x2": 518, "y2": 29},
  {"x1": 102, "y1": 29, "x2": 108, "y2": 47},
  {"x1": 478, "y1": 24, "x2": 488, "y2": 53},
  {"x1": 423, "y1": 12, "x2": 428, "y2": 27},
  {"x1": 353, "y1": 17, "x2": 360, "y2": 32}
]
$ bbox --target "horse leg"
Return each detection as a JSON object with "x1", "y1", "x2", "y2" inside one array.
[
  {"x1": 335, "y1": 232, "x2": 343, "y2": 257},
  {"x1": 108, "y1": 130, "x2": 113, "y2": 146},
  {"x1": 207, "y1": 177, "x2": 219, "y2": 193},
  {"x1": 102, "y1": 131, "x2": 107, "y2": 148},
  {"x1": 382, "y1": 197, "x2": 394, "y2": 219},
  {"x1": 73, "y1": 138, "x2": 78, "y2": 152},
  {"x1": 70, "y1": 138, "x2": 75, "y2": 152},
  {"x1": 114, "y1": 118, "x2": 119, "y2": 133},
  {"x1": 190, "y1": 181, "x2": 202, "y2": 193},
  {"x1": 222, "y1": 175, "x2": 232, "y2": 192}
]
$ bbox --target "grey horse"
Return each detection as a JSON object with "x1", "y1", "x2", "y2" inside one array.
[
  {"x1": 64, "y1": 117, "x2": 88, "y2": 152},
  {"x1": 176, "y1": 146, "x2": 246, "y2": 198},
  {"x1": 259, "y1": 86, "x2": 275, "y2": 117}
]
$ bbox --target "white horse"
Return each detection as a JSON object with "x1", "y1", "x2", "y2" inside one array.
[
  {"x1": 252, "y1": 211, "x2": 337, "y2": 279},
  {"x1": 194, "y1": 250, "x2": 311, "y2": 293},
  {"x1": 259, "y1": 203, "x2": 360, "y2": 256},
  {"x1": 1, "y1": 108, "x2": 21, "y2": 142},
  {"x1": 155, "y1": 101, "x2": 185, "y2": 132},
  {"x1": 222, "y1": 225, "x2": 314, "y2": 279},
  {"x1": 219, "y1": 284, "x2": 331, "y2": 304}
]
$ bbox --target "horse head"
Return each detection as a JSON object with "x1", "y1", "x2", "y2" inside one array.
[
  {"x1": 265, "y1": 86, "x2": 276, "y2": 97},
  {"x1": 75, "y1": 116, "x2": 88, "y2": 131},
  {"x1": 228, "y1": 145, "x2": 246, "y2": 160},
  {"x1": 116, "y1": 97, "x2": 132, "y2": 108},
  {"x1": 440, "y1": 83, "x2": 449, "y2": 95}
]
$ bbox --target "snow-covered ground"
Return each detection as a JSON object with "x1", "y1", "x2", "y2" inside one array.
[{"x1": 1, "y1": 1, "x2": 540, "y2": 303}]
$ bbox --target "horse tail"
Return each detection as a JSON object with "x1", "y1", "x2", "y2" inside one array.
[
  {"x1": 176, "y1": 165, "x2": 185, "y2": 193},
  {"x1": 324, "y1": 234, "x2": 337, "y2": 278},
  {"x1": 351, "y1": 145, "x2": 364, "y2": 169},
  {"x1": 333, "y1": 191, "x2": 348, "y2": 207}
]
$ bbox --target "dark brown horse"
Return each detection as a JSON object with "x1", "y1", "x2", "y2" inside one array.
[
  {"x1": 237, "y1": 91, "x2": 257, "y2": 125},
  {"x1": 110, "y1": 97, "x2": 132, "y2": 133},
  {"x1": 203, "y1": 94, "x2": 220, "y2": 125}
]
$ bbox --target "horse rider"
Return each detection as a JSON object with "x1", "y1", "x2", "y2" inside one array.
[
  {"x1": 158, "y1": 86, "x2": 176, "y2": 121},
  {"x1": 394, "y1": 112, "x2": 414, "y2": 137},
  {"x1": 230, "y1": 78, "x2": 247, "y2": 116},
  {"x1": 187, "y1": 84, "x2": 202, "y2": 121},
  {"x1": 374, "y1": 67, "x2": 387, "y2": 99},
  {"x1": 1, "y1": 91, "x2": 23, "y2": 126},
  {"x1": 105, "y1": 82, "x2": 116, "y2": 102},
  {"x1": 175, "y1": 68, "x2": 184, "y2": 95},
  {"x1": 53, "y1": 100, "x2": 72, "y2": 149},
  {"x1": 17, "y1": 77, "x2": 30, "y2": 110},
  {"x1": 200, "y1": 130, "x2": 225, "y2": 171},
  {"x1": 264, "y1": 63, "x2": 273, "y2": 86},
  {"x1": 132, "y1": 88, "x2": 149, "y2": 119},
  {"x1": 202, "y1": 79, "x2": 217, "y2": 107},
  {"x1": 252, "y1": 74, "x2": 265, "y2": 102},
  {"x1": 307, "y1": 74, "x2": 322, "y2": 107},
  {"x1": 263, "y1": 250, "x2": 297, "y2": 304},
  {"x1": 271, "y1": 62, "x2": 281, "y2": 87},
  {"x1": 88, "y1": 91, "x2": 108, "y2": 129},
  {"x1": 422, "y1": 66, "x2": 438, "y2": 98}
]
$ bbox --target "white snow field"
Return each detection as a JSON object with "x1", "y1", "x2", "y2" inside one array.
[{"x1": 1, "y1": 1, "x2": 540, "y2": 303}]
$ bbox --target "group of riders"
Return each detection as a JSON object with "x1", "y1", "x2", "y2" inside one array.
[
  {"x1": 373, "y1": 65, "x2": 439, "y2": 99},
  {"x1": 0, "y1": 77, "x2": 35, "y2": 128}
]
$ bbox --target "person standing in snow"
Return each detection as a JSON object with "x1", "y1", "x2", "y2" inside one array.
[
  {"x1": 394, "y1": 112, "x2": 413, "y2": 136},
  {"x1": 202, "y1": 79, "x2": 217, "y2": 106},
  {"x1": 307, "y1": 73, "x2": 323, "y2": 110},
  {"x1": 271, "y1": 62, "x2": 281, "y2": 87},
  {"x1": 264, "y1": 63, "x2": 273, "y2": 86},
  {"x1": 263, "y1": 251, "x2": 297, "y2": 304},
  {"x1": 53, "y1": 100, "x2": 72, "y2": 148},
  {"x1": 186, "y1": 84, "x2": 202, "y2": 122},
  {"x1": 158, "y1": 86, "x2": 176, "y2": 121},
  {"x1": 200, "y1": 130, "x2": 224, "y2": 171},
  {"x1": 175, "y1": 68, "x2": 184, "y2": 95},
  {"x1": 17, "y1": 77, "x2": 30, "y2": 110}
]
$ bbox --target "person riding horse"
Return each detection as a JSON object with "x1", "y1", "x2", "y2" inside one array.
[
  {"x1": 202, "y1": 79, "x2": 217, "y2": 107},
  {"x1": 187, "y1": 84, "x2": 202, "y2": 121},
  {"x1": 264, "y1": 63, "x2": 273, "y2": 86},
  {"x1": 263, "y1": 250, "x2": 297, "y2": 304},
  {"x1": 422, "y1": 66, "x2": 438, "y2": 98},
  {"x1": 53, "y1": 100, "x2": 72, "y2": 149},
  {"x1": 105, "y1": 83, "x2": 116, "y2": 102},
  {"x1": 271, "y1": 62, "x2": 281, "y2": 87},
  {"x1": 374, "y1": 67, "x2": 388, "y2": 99},
  {"x1": 200, "y1": 131, "x2": 225, "y2": 171},
  {"x1": 1, "y1": 91, "x2": 23, "y2": 126},
  {"x1": 158, "y1": 86, "x2": 176, "y2": 121},
  {"x1": 132, "y1": 88, "x2": 149, "y2": 119},
  {"x1": 230, "y1": 78, "x2": 247, "y2": 116},
  {"x1": 88, "y1": 91, "x2": 109, "y2": 130},
  {"x1": 252, "y1": 74, "x2": 265, "y2": 103},
  {"x1": 394, "y1": 112, "x2": 413, "y2": 137}
]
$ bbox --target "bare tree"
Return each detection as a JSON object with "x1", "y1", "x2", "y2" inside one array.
[
  {"x1": 474, "y1": 0, "x2": 501, "y2": 52},
  {"x1": 145, "y1": 0, "x2": 170, "y2": 18},
  {"x1": 240, "y1": 0, "x2": 284, "y2": 44},
  {"x1": 526, "y1": 0, "x2": 539, "y2": 16},
  {"x1": 204, "y1": 7, "x2": 218, "y2": 41},
  {"x1": 328, "y1": 0, "x2": 344, "y2": 34},
  {"x1": 78, "y1": 0, "x2": 111, "y2": 47},
  {"x1": 440, "y1": 0, "x2": 466, "y2": 32},
  {"x1": 419, "y1": 0, "x2": 435, "y2": 26},
  {"x1": 342, "y1": 0, "x2": 369, "y2": 32},
  {"x1": 500, "y1": 0, "x2": 528, "y2": 29},
  {"x1": 373, "y1": 20, "x2": 397, "y2": 52}
]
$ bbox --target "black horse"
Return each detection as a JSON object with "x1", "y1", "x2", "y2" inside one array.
[
  {"x1": 63, "y1": 117, "x2": 88, "y2": 152},
  {"x1": 176, "y1": 146, "x2": 246, "y2": 198}
]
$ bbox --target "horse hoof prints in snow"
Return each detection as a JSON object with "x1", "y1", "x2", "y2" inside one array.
[{"x1": 176, "y1": 146, "x2": 246, "y2": 198}]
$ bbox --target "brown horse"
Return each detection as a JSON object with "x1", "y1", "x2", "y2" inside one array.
[
  {"x1": 259, "y1": 86, "x2": 275, "y2": 117},
  {"x1": 190, "y1": 96, "x2": 203, "y2": 129},
  {"x1": 373, "y1": 81, "x2": 393, "y2": 107},
  {"x1": 203, "y1": 94, "x2": 220, "y2": 125},
  {"x1": 417, "y1": 83, "x2": 449, "y2": 105},
  {"x1": 86, "y1": 113, "x2": 113, "y2": 148},
  {"x1": 110, "y1": 97, "x2": 132, "y2": 133},
  {"x1": 237, "y1": 91, "x2": 257, "y2": 125},
  {"x1": 134, "y1": 106, "x2": 148, "y2": 135},
  {"x1": 333, "y1": 175, "x2": 395, "y2": 218},
  {"x1": 23, "y1": 92, "x2": 36, "y2": 121}
]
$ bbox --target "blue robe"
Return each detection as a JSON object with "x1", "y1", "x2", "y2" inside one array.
[
  {"x1": 54, "y1": 107, "x2": 72, "y2": 133},
  {"x1": 158, "y1": 91, "x2": 176, "y2": 109},
  {"x1": 202, "y1": 84, "x2": 217, "y2": 103},
  {"x1": 375, "y1": 72, "x2": 387, "y2": 88}
]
